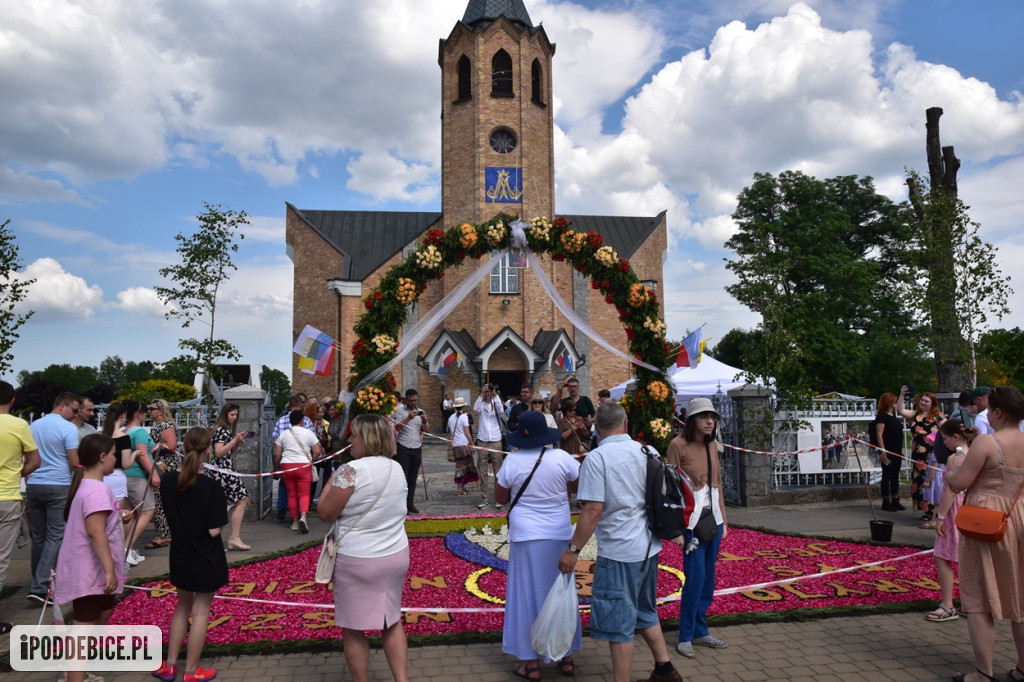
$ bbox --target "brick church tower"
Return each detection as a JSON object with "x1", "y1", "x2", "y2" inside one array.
[
  {"x1": 284, "y1": 0, "x2": 667, "y2": 416},
  {"x1": 439, "y1": 0, "x2": 555, "y2": 223}
]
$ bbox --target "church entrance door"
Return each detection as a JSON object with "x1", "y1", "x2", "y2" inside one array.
[{"x1": 487, "y1": 371, "x2": 523, "y2": 405}]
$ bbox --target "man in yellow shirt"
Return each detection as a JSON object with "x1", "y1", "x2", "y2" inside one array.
[{"x1": 0, "y1": 380, "x2": 40, "y2": 631}]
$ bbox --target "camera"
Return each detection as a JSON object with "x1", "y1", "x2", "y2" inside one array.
[{"x1": 417, "y1": 409, "x2": 424, "y2": 417}]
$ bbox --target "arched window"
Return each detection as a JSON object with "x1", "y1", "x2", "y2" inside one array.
[
  {"x1": 456, "y1": 55, "x2": 471, "y2": 102},
  {"x1": 489, "y1": 252, "x2": 519, "y2": 293},
  {"x1": 491, "y1": 50, "x2": 514, "y2": 98},
  {"x1": 531, "y1": 59, "x2": 544, "y2": 105}
]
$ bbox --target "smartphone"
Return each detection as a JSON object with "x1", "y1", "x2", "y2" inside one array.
[{"x1": 243, "y1": 431, "x2": 256, "y2": 438}]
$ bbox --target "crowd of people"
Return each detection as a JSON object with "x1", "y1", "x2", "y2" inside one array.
[{"x1": 6, "y1": 377, "x2": 1024, "y2": 682}]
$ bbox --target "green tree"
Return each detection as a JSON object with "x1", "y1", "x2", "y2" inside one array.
[
  {"x1": 158, "y1": 355, "x2": 198, "y2": 387},
  {"x1": 0, "y1": 219, "x2": 35, "y2": 376},
  {"x1": 18, "y1": 363, "x2": 97, "y2": 395},
  {"x1": 14, "y1": 378, "x2": 66, "y2": 418},
  {"x1": 977, "y1": 327, "x2": 1024, "y2": 388},
  {"x1": 707, "y1": 328, "x2": 758, "y2": 371},
  {"x1": 907, "y1": 169, "x2": 1011, "y2": 389},
  {"x1": 97, "y1": 356, "x2": 127, "y2": 389},
  {"x1": 154, "y1": 202, "x2": 247, "y2": 393},
  {"x1": 260, "y1": 365, "x2": 291, "y2": 413},
  {"x1": 725, "y1": 171, "x2": 922, "y2": 396}
]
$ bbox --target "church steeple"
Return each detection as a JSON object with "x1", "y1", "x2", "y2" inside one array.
[
  {"x1": 439, "y1": 5, "x2": 555, "y2": 226},
  {"x1": 461, "y1": 0, "x2": 534, "y2": 30}
]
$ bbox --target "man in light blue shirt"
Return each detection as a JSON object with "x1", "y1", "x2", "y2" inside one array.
[
  {"x1": 558, "y1": 402, "x2": 681, "y2": 682},
  {"x1": 26, "y1": 392, "x2": 80, "y2": 600}
]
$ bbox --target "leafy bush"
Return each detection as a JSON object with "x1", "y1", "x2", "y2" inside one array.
[{"x1": 117, "y1": 379, "x2": 196, "y2": 405}]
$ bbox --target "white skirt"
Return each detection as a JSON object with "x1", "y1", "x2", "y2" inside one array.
[{"x1": 103, "y1": 469, "x2": 128, "y2": 500}]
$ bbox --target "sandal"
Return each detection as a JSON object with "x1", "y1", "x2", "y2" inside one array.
[
  {"x1": 559, "y1": 656, "x2": 575, "y2": 677},
  {"x1": 513, "y1": 661, "x2": 541, "y2": 681},
  {"x1": 925, "y1": 605, "x2": 958, "y2": 622},
  {"x1": 0, "y1": 622, "x2": 12, "y2": 635},
  {"x1": 227, "y1": 538, "x2": 251, "y2": 551},
  {"x1": 144, "y1": 538, "x2": 171, "y2": 549},
  {"x1": 1009, "y1": 666, "x2": 1024, "y2": 681},
  {"x1": 952, "y1": 670, "x2": 999, "y2": 681}
]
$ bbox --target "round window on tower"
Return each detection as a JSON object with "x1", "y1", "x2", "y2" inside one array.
[{"x1": 489, "y1": 128, "x2": 517, "y2": 154}]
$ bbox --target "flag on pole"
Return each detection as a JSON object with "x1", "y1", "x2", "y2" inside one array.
[
  {"x1": 292, "y1": 324, "x2": 337, "y2": 376},
  {"x1": 556, "y1": 351, "x2": 573, "y2": 373},
  {"x1": 438, "y1": 350, "x2": 459, "y2": 373},
  {"x1": 675, "y1": 325, "x2": 705, "y2": 369}
]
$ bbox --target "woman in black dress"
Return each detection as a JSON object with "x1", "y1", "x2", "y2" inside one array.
[
  {"x1": 210, "y1": 403, "x2": 251, "y2": 551},
  {"x1": 897, "y1": 386, "x2": 945, "y2": 523},
  {"x1": 152, "y1": 427, "x2": 228, "y2": 682},
  {"x1": 871, "y1": 392, "x2": 904, "y2": 511}
]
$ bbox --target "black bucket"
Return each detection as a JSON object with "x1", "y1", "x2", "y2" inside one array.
[{"x1": 870, "y1": 520, "x2": 894, "y2": 542}]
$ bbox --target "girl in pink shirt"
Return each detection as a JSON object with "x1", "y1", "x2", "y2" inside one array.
[{"x1": 55, "y1": 433, "x2": 124, "y2": 682}]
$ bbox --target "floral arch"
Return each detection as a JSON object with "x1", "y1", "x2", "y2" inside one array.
[{"x1": 348, "y1": 214, "x2": 677, "y2": 453}]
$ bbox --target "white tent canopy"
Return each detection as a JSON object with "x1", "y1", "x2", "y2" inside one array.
[{"x1": 608, "y1": 353, "x2": 754, "y2": 403}]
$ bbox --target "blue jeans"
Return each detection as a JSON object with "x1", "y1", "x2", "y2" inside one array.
[
  {"x1": 678, "y1": 524, "x2": 723, "y2": 644},
  {"x1": 277, "y1": 478, "x2": 288, "y2": 512},
  {"x1": 26, "y1": 484, "x2": 69, "y2": 595}
]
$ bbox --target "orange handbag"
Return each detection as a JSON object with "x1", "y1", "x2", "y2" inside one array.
[{"x1": 956, "y1": 481, "x2": 1024, "y2": 542}]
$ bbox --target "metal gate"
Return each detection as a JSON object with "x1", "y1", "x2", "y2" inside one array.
[
  {"x1": 256, "y1": 395, "x2": 277, "y2": 519},
  {"x1": 713, "y1": 389, "x2": 742, "y2": 506}
]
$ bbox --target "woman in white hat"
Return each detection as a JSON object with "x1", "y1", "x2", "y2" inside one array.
[
  {"x1": 667, "y1": 396, "x2": 728, "y2": 658},
  {"x1": 447, "y1": 397, "x2": 479, "y2": 496}
]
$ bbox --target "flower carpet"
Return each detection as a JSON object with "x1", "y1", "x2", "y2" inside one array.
[{"x1": 110, "y1": 515, "x2": 946, "y2": 652}]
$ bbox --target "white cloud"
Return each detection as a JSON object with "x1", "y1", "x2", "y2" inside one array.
[
  {"x1": 16, "y1": 257, "x2": 104, "y2": 321},
  {"x1": 346, "y1": 150, "x2": 438, "y2": 204},
  {"x1": 243, "y1": 215, "x2": 286, "y2": 243},
  {"x1": 114, "y1": 287, "x2": 173, "y2": 316}
]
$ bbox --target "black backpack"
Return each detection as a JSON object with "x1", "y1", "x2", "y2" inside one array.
[{"x1": 642, "y1": 445, "x2": 694, "y2": 540}]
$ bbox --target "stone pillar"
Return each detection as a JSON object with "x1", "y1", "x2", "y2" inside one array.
[
  {"x1": 729, "y1": 384, "x2": 774, "y2": 506},
  {"x1": 221, "y1": 384, "x2": 268, "y2": 521}
]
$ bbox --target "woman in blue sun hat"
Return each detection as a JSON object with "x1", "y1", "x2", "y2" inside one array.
[{"x1": 495, "y1": 409, "x2": 582, "y2": 680}]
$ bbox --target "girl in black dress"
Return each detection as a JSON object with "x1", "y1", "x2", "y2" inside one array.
[{"x1": 152, "y1": 428, "x2": 228, "y2": 682}]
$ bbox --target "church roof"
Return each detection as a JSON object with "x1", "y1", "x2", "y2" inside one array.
[
  {"x1": 289, "y1": 206, "x2": 664, "y2": 281},
  {"x1": 288, "y1": 206, "x2": 442, "y2": 281},
  {"x1": 461, "y1": 0, "x2": 533, "y2": 29},
  {"x1": 562, "y1": 212, "x2": 667, "y2": 259}
]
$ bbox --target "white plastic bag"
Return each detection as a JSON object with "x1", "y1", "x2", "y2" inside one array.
[{"x1": 530, "y1": 572, "x2": 578, "y2": 661}]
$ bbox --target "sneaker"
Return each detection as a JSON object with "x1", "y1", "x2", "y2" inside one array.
[
  {"x1": 27, "y1": 592, "x2": 47, "y2": 603},
  {"x1": 675, "y1": 641, "x2": 694, "y2": 657},
  {"x1": 276, "y1": 509, "x2": 286, "y2": 521},
  {"x1": 693, "y1": 634, "x2": 728, "y2": 649},
  {"x1": 477, "y1": 502, "x2": 488, "y2": 510},
  {"x1": 183, "y1": 665, "x2": 217, "y2": 682},
  {"x1": 152, "y1": 660, "x2": 177, "y2": 681},
  {"x1": 58, "y1": 673, "x2": 104, "y2": 682},
  {"x1": 126, "y1": 549, "x2": 145, "y2": 566},
  {"x1": 290, "y1": 522, "x2": 299, "y2": 531},
  {"x1": 298, "y1": 518, "x2": 308, "y2": 534},
  {"x1": 494, "y1": 504, "x2": 504, "y2": 511}
]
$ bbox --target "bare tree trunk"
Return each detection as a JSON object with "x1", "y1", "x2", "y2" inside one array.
[{"x1": 910, "y1": 108, "x2": 970, "y2": 393}]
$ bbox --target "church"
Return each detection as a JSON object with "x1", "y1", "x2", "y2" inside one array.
[{"x1": 285, "y1": 0, "x2": 667, "y2": 417}]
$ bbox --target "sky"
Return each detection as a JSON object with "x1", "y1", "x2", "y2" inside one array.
[{"x1": 2, "y1": 0, "x2": 1023, "y2": 387}]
